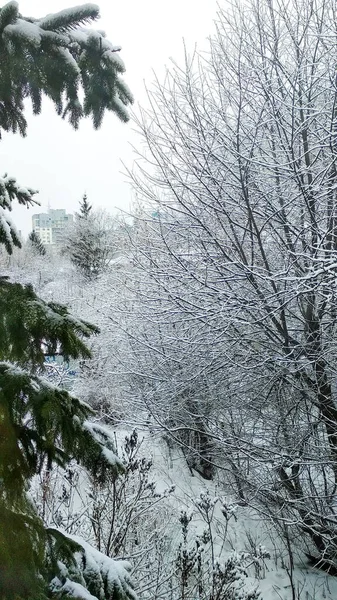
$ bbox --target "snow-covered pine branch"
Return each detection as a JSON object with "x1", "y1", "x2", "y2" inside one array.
[
  {"x1": 0, "y1": 1, "x2": 133, "y2": 135},
  {"x1": 47, "y1": 529, "x2": 136, "y2": 600},
  {"x1": 0, "y1": 174, "x2": 38, "y2": 252}
]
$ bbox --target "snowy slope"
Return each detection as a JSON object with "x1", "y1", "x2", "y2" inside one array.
[{"x1": 131, "y1": 429, "x2": 337, "y2": 600}]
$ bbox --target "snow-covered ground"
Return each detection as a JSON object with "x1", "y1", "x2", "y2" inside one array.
[
  {"x1": 137, "y1": 430, "x2": 337, "y2": 600},
  {"x1": 33, "y1": 423, "x2": 337, "y2": 600}
]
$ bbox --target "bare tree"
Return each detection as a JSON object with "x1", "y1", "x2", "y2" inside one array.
[{"x1": 124, "y1": 0, "x2": 337, "y2": 572}]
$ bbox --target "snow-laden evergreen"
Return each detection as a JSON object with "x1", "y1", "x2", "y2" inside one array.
[
  {"x1": 0, "y1": 2, "x2": 134, "y2": 599},
  {"x1": 63, "y1": 195, "x2": 121, "y2": 279},
  {"x1": 48, "y1": 531, "x2": 135, "y2": 600},
  {"x1": 0, "y1": 2, "x2": 133, "y2": 135}
]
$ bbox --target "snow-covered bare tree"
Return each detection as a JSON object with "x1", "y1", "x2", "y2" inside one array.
[{"x1": 124, "y1": 0, "x2": 337, "y2": 574}]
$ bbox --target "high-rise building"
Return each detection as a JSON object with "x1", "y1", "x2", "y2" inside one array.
[{"x1": 32, "y1": 209, "x2": 73, "y2": 246}]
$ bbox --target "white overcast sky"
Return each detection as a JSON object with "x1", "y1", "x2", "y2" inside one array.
[{"x1": 1, "y1": 0, "x2": 218, "y2": 235}]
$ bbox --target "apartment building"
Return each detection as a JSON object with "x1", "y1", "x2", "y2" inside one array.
[{"x1": 32, "y1": 209, "x2": 73, "y2": 246}]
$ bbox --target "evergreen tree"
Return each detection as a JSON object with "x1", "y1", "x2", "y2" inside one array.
[
  {"x1": 0, "y1": 3, "x2": 134, "y2": 599},
  {"x1": 79, "y1": 192, "x2": 92, "y2": 219},
  {"x1": 65, "y1": 196, "x2": 115, "y2": 279},
  {"x1": 0, "y1": 1, "x2": 133, "y2": 137},
  {"x1": 28, "y1": 230, "x2": 46, "y2": 256}
]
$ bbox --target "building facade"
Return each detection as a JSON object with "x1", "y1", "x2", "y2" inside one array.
[{"x1": 32, "y1": 209, "x2": 73, "y2": 246}]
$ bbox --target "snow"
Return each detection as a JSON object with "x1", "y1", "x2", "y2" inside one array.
[
  {"x1": 118, "y1": 81, "x2": 134, "y2": 103},
  {"x1": 50, "y1": 577, "x2": 97, "y2": 600},
  {"x1": 68, "y1": 27, "x2": 122, "y2": 54},
  {"x1": 28, "y1": 299, "x2": 95, "y2": 337},
  {"x1": 3, "y1": 9, "x2": 124, "y2": 79},
  {"x1": 102, "y1": 50, "x2": 125, "y2": 71},
  {"x1": 82, "y1": 421, "x2": 125, "y2": 470},
  {"x1": 0, "y1": 361, "x2": 26, "y2": 377},
  {"x1": 30, "y1": 300, "x2": 63, "y2": 322},
  {"x1": 38, "y1": 29, "x2": 69, "y2": 45},
  {"x1": 0, "y1": 208, "x2": 14, "y2": 245},
  {"x1": 51, "y1": 531, "x2": 136, "y2": 600},
  {"x1": 29, "y1": 379, "x2": 41, "y2": 393},
  {"x1": 56, "y1": 47, "x2": 81, "y2": 75},
  {"x1": 111, "y1": 95, "x2": 129, "y2": 119},
  {"x1": 85, "y1": 29, "x2": 121, "y2": 53},
  {"x1": 38, "y1": 4, "x2": 100, "y2": 30},
  {"x1": 0, "y1": 177, "x2": 11, "y2": 209},
  {"x1": 4, "y1": 19, "x2": 41, "y2": 47},
  {"x1": 28, "y1": 408, "x2": 337, "y2": 600},
  {"x1": 102, "y1": 445, "x2": 120, "y2": 466},
  {"x1": 10, "y1": 205, "x2": 337, "y2": 600},
  {"x1": 17, "y1": 186, "x2": 30, "y2": 196},
  {"x1": 68, "y1": 28, "x2": 89, "y2": 45},
  {"x1": 0, "y1": 174, "x2": 37, "y2": 213},
  {"x1": 4, "y1": 1, "x2": 18, "y2": 10},
  {"x1": 121, "y1": 429, "x2": 337, "y2": 600}
]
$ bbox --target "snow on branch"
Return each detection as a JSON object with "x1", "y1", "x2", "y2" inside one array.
[
  {"x1": 48, "y1": 529, "x2": 137, "y2": 600},
  {"x1": 0, "y1": 207, "x2": 20, "y2": 253},
  {"x1": 0, "y1": 1, "x2": 19, "y2": 32},
  {"x1": 0, "y1": 2, "x2": 133, "y2": 134},
  {"x1": 0, "y1": 174, "x2": 38, "y2": 210},
  {"x1": 83, "y1": 421, "x2": 125, "y2": 472},
  {"x1": 4, "y1": 17, "x2": 42, "y2": 46},
  {"x1": 0, "y1": 170, "x2": 36, "y2": 254},
  {"x1": 38, "y1": 4, "x2": 100, "y2": 33}
]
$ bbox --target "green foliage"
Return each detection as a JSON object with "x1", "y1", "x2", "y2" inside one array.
[
  {"x1": 0, "y1": 357, "x2": 128, "y2": 598},
  {"x1": 0, "y1": 1, "x2": 132, "y2": 256},
  {"x1": 0, "y1": 3, "x2": 134, "y2": 598},
  {"x1": 38, "y1": 4, "x2": 100, "y2": 32},
  {"x1": 0, "y1": 173, "x2": 37, "y2": 210},
  {"x1": 0, "y1": 174, "x2": 38, "y2": 253},
  {"x1": 0, "y1": 2, "x2": 133, "y2": 136},
  {"x1": 46, "y1": 529, "x2": 136, "y2": 600},
  {"x1": 0, "y1": 500, "x2": 47, "y2": 600},
  {"x1": 0, "y1": 277, "x2": 98, "y2": 365},
  {"x1": 1, "y1": 362, "x2": 95, "y2": 499},
  {"x1": 47, "y1": 528, "x2": 136, "y2": 600}
]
